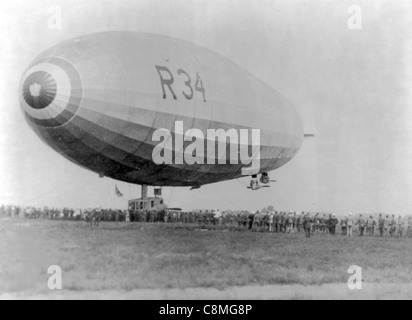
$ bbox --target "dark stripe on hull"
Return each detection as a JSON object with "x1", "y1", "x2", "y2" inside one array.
[{"x1": 30, "y1": 115, "x2": 298, "y2": 186}]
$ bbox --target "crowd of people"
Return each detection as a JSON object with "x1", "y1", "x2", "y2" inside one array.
[{"x1": 1, "y1": 204, "x2": 412, "y2": 238}]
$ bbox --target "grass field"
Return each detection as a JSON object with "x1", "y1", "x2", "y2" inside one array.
[{"x1": 0, "y1": 218, "x2": 411, "y2": 299}]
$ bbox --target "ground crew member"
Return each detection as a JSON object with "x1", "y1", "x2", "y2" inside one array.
[
  {"x1": 248, "y1": 213, "x2": 254, "y2": 230},
  {"x1": 366, "y1": 215, "x2": 375, "y2": 237},
  {"x1": 280, "y1": 213, "x2": 286, "y2": 233},
  {"x1": 356, "y1": 214, "x2": 366, "y2": 236},
  {"x1": 286, "y1": 212, "x2": 293, "y2": 233},
  {"x1": 383, "y1": 215, "x2": 390, "y2": 237},
  {"x1": 303, "y1": 213, "x2": 312, "y2": 238},
  {"x1": 274, "y1": 212, "x2": 280, "y2": 233},
  {"x1": 321, "y1": 214, "x2": 328, "y2": 234},
  {"x1": 378, "y1": 214, "x2": 384, "y2": 237},
  {"x1": 94, "y1": 208, "x2": 102, "y2": 227},
  {"x1": 407, "y1": 217, "x2": 412, "y2": 238},
  {"x1": 269, "y1": 213, "x2": 274, "y2": 233},
  {"x1": 296, "y1": 212, "x2": 303, "y2": 233},
  {"x1": 330, "y1": 214, "x2": 338, "y2": 235},
  {"x1": 347, "y1": 213, "x2": 354, "y2": 237},
  {"x1": 341, "y1": 214, "x2": 348, "y2": 236},
  {"x1": 389, "y1": 214, "x2": 397, "y2": 237},
  {"x1": 397, "y1": 215, "x2": 404, "y2": 238},
  {"x1": 312, "y1": 213, "x2": 319, "y2": 234},
  {"x1": 292, "y1": 212, "x2": 297, "y2": 233}
]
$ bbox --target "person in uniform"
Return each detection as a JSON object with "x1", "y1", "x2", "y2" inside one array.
[
  {"x1": 326, "y1": 214, "x2": 332, "y2": 234},
  {"x1": 279, "y1": 212, "x2": 285, "y2": 233},
  {"x1": 320, "y1": 214, "x2": 327, "y2": 234},
  {"x1": 248, "y1": 212, "x2": 254, "y2": 230},
  {"x1": 347, "y1": 213, "x2": 354, "y2": 237},
  {"x1": 273, "y1": 212, "x2": 279, "y2": 233},
  {"x1": 277, "y1": 212, "x2": 282, "y2": 233},
  {"x1": 312, "y1": 213, "x2": 319, "y2": 234},
  {"x1": 303, "y1": 212, "x2": 312, "y2": 238},
  {"x1": 371, "y1": 215, "x2": 377, "y2": 236},
  {"x1": 269, "y1": 213, "x2": 274, "y2": 233},
  {"x1": 397, "y1": 215, "x2": 404, "y2": 238},
  {"x1": 94, "y1": 207, "x2": 102, "y2": 227},
  {"x1": 330, "y1": 214, "x2": 338, "y2": 235},
  {"x1": 356, "y1": 214, "x2": 366, "y2": 236},
  {"x1": 378, "y1": 214, "x2": 384, "y2": 237},
  {"x1": 286, "y1": 212, "x2": 294, "y2": 233},
  {"x1": 296, "y1": 212, "x2": 302, "y2": 233},
  {"x1": 383, "y1": 215, "x2": 390, "y2": 237},
  {"x1": 389, "y1": 214, "x2": 397, "y2": 237},
  {"x1": 341, "y1": 214, "x2": 348, "y2": 236},
  {"x1": 87, "y1": 209, "x2": 94, "y2": 227},
  {"x1": 407, "y1": 217, "x2": 412, "y2": 238},
  {"x1": 366, "y1": 215, "x2": 376, "y2": 237},
  {"x1": 262, "y1": 213, "x2": 269, "y2": 231},
  {"x1": 292, "y1": 212, "x2": 297, "y2": 233}
]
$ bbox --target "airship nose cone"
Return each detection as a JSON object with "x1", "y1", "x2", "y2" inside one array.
[
  {"x1": 19, "y1": 57, "x2": 83, "y2": 128},
  {"x1": 22, "y1": 71, "x2": 57, "y2": 109}
]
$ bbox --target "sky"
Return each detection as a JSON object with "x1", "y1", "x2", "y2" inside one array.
[{"x1": 0, "y1": 0, "x2": 412, "y2": 214}]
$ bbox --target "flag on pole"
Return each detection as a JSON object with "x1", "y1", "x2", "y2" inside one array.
[{"x1": 115, "y1": 185, "x2": 123, "y2": 197}]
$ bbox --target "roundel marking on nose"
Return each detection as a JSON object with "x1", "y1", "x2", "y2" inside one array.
[
  {"x1": 22, "y1": 71, "x2": 57, "y2": 110},
  {"x1": 20, "y1": 57, "x2": 83, "y2": 128}
]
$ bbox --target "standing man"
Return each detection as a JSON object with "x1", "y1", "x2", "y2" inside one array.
[
  {"x1": 327, "y1": 214, "x2": 333, "y2": 234},
  {"x1": 347, "y1": 213, "x2": 354, "y2": 237},
  {"x1": 292, "y1": 212, "x2": 297, "y2": 233},
  {"x1": 383, "y1": 215, "x2": 390, "y2": 237},
  {"x1": 286, "y1": 212, "x2": 293, "y2": 233},
  {"x1": 281, "y1": 212, "x2": 287, "y2": 233},
  {"x1": 330, "y1": 214, "x2": 338, "y2": 235},
  {"x1": 321, "y1": 214, "x2": 328, "y2": 234},
  {"x1": 274, "y1": 212, "x2": 280, "y2": 233},
  {"x1": 341, "y1": 214, "x2": 348, "y2": 236},
  {"x1": 378, "y1": 214, "x2": 385, "y2": 237},
  {"x1": 312, "y1": 213, "x2": 320, "y2": 234},
  {"x1": 303, "y1": 213, "x2": 312, "y2": 238},
  {"x1": 296, "y1": 212, "x2": 302, "y2": 233},
  {"x1": 94, "y1": 208, "x2": 102, "y2": 227},
  {"x1": 356, "y1": 214, "x2": 366, "y2": 236},
  {"x1": 248, "y1": 212, "x2": 254, "y2": 230},
  {"x1": 269, "y1": 212, "x2": 274, "y2": 233},
  {"x1": 396, "y1": 215, "x2": 404, "y2": 238},
  {"x1": 367, "y1": 215, "x2": 376, "y2": 237},
  {"x1": 87, "y1": 209, "x2": 94, "y2": 227},
  {"x1": 389, "y1": 214, "x2": 397, "y2": 237}
]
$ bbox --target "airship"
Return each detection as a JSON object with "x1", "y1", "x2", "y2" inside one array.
[{"x1": 19, "y1": 31, "x2": 304, "y2": 192}]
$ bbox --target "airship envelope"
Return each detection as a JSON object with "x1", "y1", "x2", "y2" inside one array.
[{"x1": 19, "y1": 32, "x2": 303, "y2": 187}]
